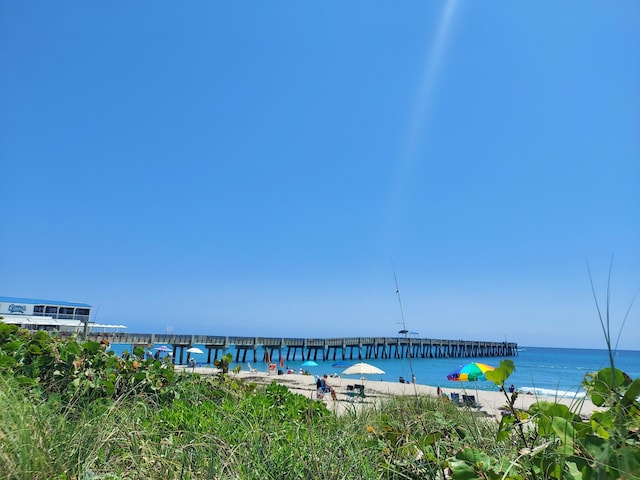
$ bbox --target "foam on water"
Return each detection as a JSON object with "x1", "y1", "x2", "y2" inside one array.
[{"x1": 518, "y1": 387, "x2": 586, "y2": 399}]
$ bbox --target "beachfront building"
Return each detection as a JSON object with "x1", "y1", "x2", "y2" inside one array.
[{"x1": 0, "y1": 296, "x2": 126, "y2": 333}]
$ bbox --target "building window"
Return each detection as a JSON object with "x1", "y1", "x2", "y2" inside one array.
[
  {"x1": 59, "y1": 307, "x2": 74, "y2": 319},
  {"x1": 33, "y1": 305, "x2": 44, "y2": 316},
  {"x1": 45, "y1": 306, "x2": 58, "y2": 317}
]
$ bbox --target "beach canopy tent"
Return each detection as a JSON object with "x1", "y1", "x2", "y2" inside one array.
[{"x1": 447, "y1": 362, "x2": 494, "y2": 381}]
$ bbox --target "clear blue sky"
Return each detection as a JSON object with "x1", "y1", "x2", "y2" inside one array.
[{"x1": 1, "y1": 1, "x2": 638, "y2": 349}]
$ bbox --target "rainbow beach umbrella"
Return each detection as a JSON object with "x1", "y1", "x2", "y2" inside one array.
[{"x1": 447, "y1": 362, "x2": 494, "y2": 381}]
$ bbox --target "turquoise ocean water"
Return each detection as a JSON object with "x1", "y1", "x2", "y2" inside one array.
[{"x1": 109, "y1": 342, "x2": 640, "y2": 398}]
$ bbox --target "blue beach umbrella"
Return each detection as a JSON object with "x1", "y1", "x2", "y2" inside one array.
[{"x1": 332, "y1": 361, "x2": 352, "y2": 368}]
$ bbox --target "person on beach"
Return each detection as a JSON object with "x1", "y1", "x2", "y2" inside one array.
[{"x1": 318, "y1": 374, "x2": 337, "y2": 400}]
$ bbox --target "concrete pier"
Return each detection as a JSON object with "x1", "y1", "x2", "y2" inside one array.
[{"x1": 60, "y1": 332, "x2": 518, "y2": 364}]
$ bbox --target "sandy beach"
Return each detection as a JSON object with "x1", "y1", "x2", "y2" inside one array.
[{"x1": 178, "y1": 366, "x2": 598, "y2": 419}]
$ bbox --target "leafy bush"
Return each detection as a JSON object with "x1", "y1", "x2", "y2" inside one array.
[{"x1": 0, "y1": 323, "x2": 182, "y2": 405}]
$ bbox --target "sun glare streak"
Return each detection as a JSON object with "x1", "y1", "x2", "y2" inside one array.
[
  {"x1": 404, "y1": 0, "x2": 459, "y2": 161},
  {"x1": 383, "y1": 0, "x2": 460, "y2": 244}
]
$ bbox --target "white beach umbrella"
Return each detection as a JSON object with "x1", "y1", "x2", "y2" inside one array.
[
  {"x1": 187, "y1": 347, "x2": 204, "y2": 354},
  {"x1": 342, "y1": 362, "x2": 385, "y2": 376}
]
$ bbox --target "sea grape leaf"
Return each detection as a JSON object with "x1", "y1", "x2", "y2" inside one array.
[
  {"x1": 456, "y1": 447, "x2": 492, "y2": 468},
  {"x1": 530, "y1": 400, "x2": 561, "y2": 417},
  {"x1": 622, "y1": 378, "x2": 640, "y2": 408},
  {"x1": 0, "y1": 323, "x2": 19, "y2": 337},
  {"x1": 3, "y1": 340, "x2": 22, "y2": 352},
  {"x1": 496, "y1": 413, "x2": 516, "y2": 442},
  {"x1": 103, "y1": 380, "x2": 115, "y2": 396},
  {"x1": 551, "y1": 416, "x2": 576, "y2": 454},
  {"x1": 564, "y1": 461, "x2": 582, "y2": 480},
  {"x1": 0, "y1": 354, "x2": 17, "y2": 367},
  {"x1": 32, "y1": 330, "x2": 50, "y2": 344},
  {"x1": 16, "y1": 376, "x2": 37, "y2": 386},
  {"x1": 83, "y1": 341, "x2": 101, "y2": 355},
  {"x1": 542, "y1": 402, "x2": 576, "y2": 421},
  {"x1": 485, "y1": 359, "x2": 514, "y2": 387},
  {"x1": 536, "y1": 415, "x2": 553, "y2": 437},
  {"x1": 589, "y1": 410, "x2": 613, "y2": 437},
  {"x1": 419, "y1": 430, "x2": 443, "y2": 446},
  {"x1": 585, "y1": 367, "x2": 626, "y2": 406},
  {"x1": 613, "y1": 446, "x2": 640, "y2": 480},
  {"x1": 449, "y1": 459, "x2": 481, "y2": 480},
  {"x1": 66, "y1": 341, "x2": 82, "y2": 356}
]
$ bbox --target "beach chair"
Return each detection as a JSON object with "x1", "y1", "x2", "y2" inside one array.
[
  {"x1": 450, "y1": 392, "x2": 461, "y2": 405},
  {"x1": 247, "y1": 363, "x2": 258, "y2": 373},
  {"x1": 353, "y1": 384, "x2": 366, "y2": 401},
  {"x1": 345, "y1": 384, "x2": 357, "y2": 401},
  {"x1": 345, "y1": 384, "x2": 365, "y2": 402},
  {"x1": 462, "y1": 394, "x2": 481, "y2": 409}
]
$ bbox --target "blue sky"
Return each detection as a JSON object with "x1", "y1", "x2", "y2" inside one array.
[{"x1": 1, "y1": 1, "x2": 638, "y2": 349}]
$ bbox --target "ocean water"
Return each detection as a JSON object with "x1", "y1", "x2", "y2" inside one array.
[{"x1": 108, "y1": 343, "x2": 640, "y2": 398}]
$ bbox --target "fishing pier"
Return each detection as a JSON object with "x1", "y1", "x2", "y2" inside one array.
[{"x1": 67, "y1": 332, "x2": 518, "y2": 366}]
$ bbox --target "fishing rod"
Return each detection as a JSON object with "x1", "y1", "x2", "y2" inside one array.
[{"x1": 391, "y1": 258, "x2": 419, "y2": 398}]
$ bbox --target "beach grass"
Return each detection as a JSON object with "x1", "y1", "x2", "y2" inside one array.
[{"x1": 0, "y1": 374, "x2": 491, "y2": 479}]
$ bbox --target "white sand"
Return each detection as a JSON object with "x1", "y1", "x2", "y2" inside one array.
[{"x1": 177, "y1": 366, "x2": 599, "y2": 420}]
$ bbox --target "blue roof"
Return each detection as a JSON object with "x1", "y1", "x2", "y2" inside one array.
[{"x1": 0, "y1": 296, "x2": 92, "y2": 308}]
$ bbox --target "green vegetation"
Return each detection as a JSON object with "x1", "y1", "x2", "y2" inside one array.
[{"x1": 1, "y1": 322, "x2": 638, "y2": 479}]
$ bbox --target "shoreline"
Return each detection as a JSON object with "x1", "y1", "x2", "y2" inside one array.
[{"x1": 177, "y1": 366, "x2": 598, "y2": 419}]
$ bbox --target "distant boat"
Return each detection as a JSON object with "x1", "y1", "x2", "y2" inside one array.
[{"x1": 518, "y1": 348, "x2": 527, "y2": 352}]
